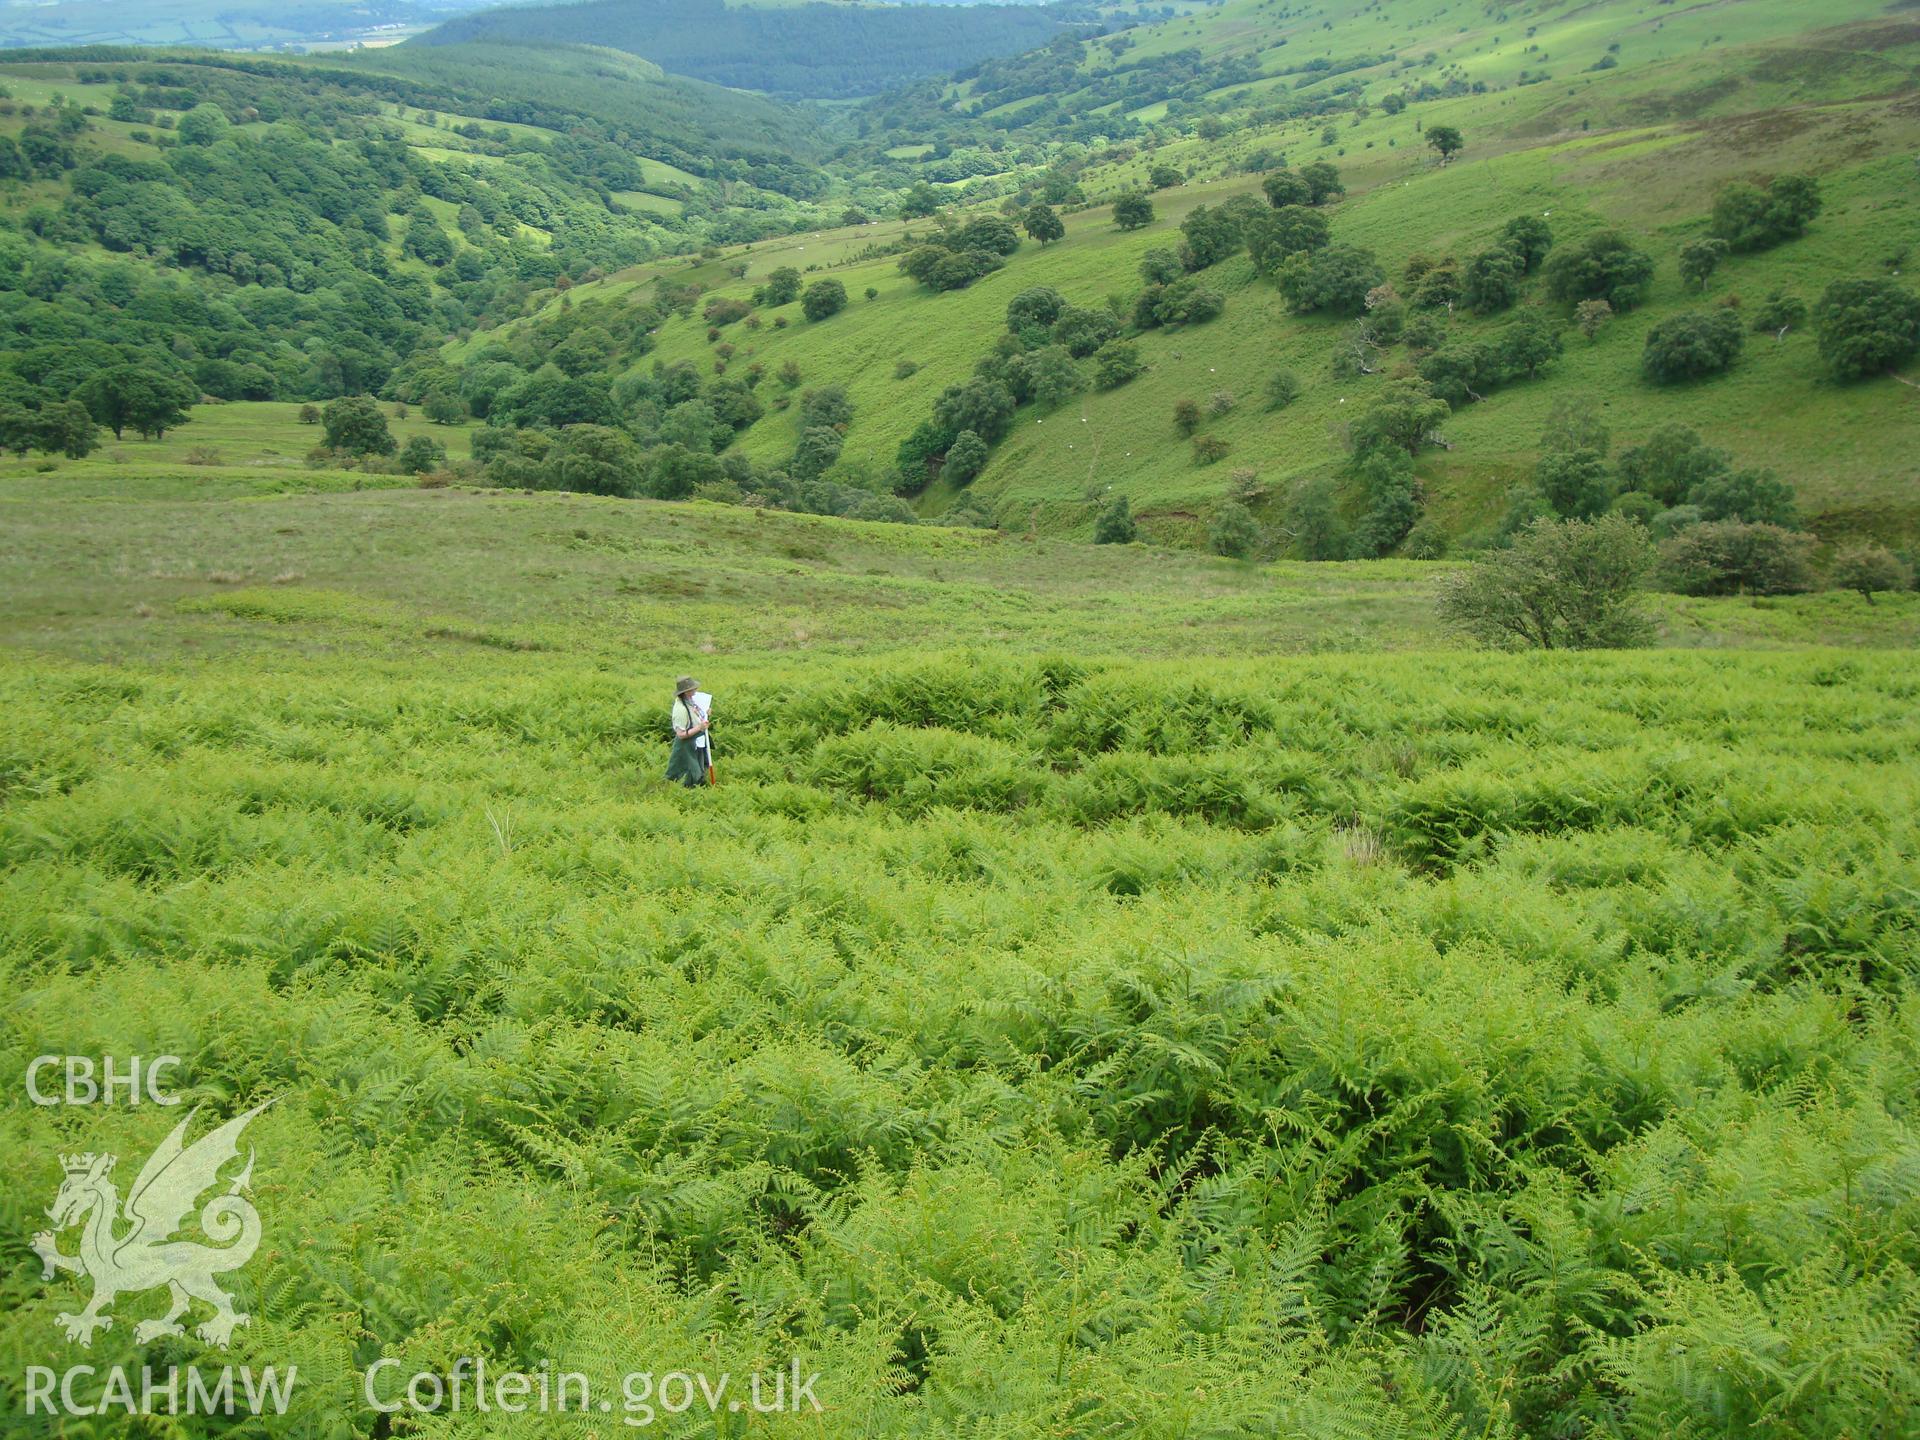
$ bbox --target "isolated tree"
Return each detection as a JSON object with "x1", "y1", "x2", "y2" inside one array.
[
  {"x1": 1023, "y1": 202, "x2": 1065, "y2": 245},
  {"x1": 943, "y1": 429, "x2": 989, "y2": 484},
  {"x1": 1093, "y1": 495, "x2": 1136, "y2": 543},
  {"x1": 1830, "y1": 544, "x2": 1911, "y2": 604},
  {"x1": 1545, "y1": 229, "x2": 1655, "y2": 310},
  {"x1": 1814, "y1": 278, "x2": 1920, "y2": 380},
  {"x1": 1172, "y1": 398, "x2": 1202, "y2": 436},
  {"x1": 1678, "y1": 238, "x2": 1730, "y2": 292},
  {"x1": 801, "y1": 279, "x2": 848, "y2": 322},
  {"x1": 397, "y1": 434, "x2": 448, "y2": 475},
  {"x1": 1709, "y1": 174, "x2": 1821, "y2": 252},
  {"x1": 1111, "y1": 191, "x2": 1154, "y2": 231},
  {"x1": 1208, "y1": 500, "x2": 1259, "y2": 556},
  {"x1": 1426, "y1": 125, "x2": 1465, "y2": 163},
  {"x1": 1574, "y1": 299, "x2": 1614, "y2": 343},
  {"x1": 322, "y1": 395, "x2": 396, "y2": 457},
  {"x1": 1642, "y1": 309, "x2": 1745, "y2": 383},
  {"x1": 298, "y1": 404, "x2": 321, "y2": 425},
  {"x1": 1147, "y1": 163, "x2": 1184, "y2": 190},
  {"x1": 79, "y1": 366, "x2": 195, "y2": 441},
  {"x1": 1439, "y1": 515, "x2": 1655, "y2": 649},
  {"x1": 1266, "y1": 369, "x2": 1303, "y2": 410}
]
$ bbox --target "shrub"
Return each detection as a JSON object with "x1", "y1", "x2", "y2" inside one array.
[
  {"x1": 1192, "y1": 434, "x2": 1231, "y2": 466},
  {"x1": 1829, "y1": 544, "x2": 1912, "y2": 603},
  {"x1": 1656, "y1": 520, "x2": 1816, "y2": 595},
  {"x1": 297, "y1": 404, "x2": 320, "y2": 425},
  {"x1": 1093, "y1": 341, "x2": 1143, "y2": 390},
  {"x1": 1208, "y1": 500, "x2": 1259, "y2": 556},
  {"x1": 893, "y1": 359, "x2": 919, "y2": 381},
  {"x1": 1266, "y1": 370, "x2": 1303, "y2": 410},
  {"x1": 1439, "y1": 514, "x2": 1655, "y2": 649},
  {"x1": 1093, "y1": 495, "x2": 1136, "y2": 543},
  {"x1": 1205, "y1": 390, "x2": 1235, "y2": 419},
  {"x1": 1642, "y1": 309, "x2": 1745, "y2": 383},
  {"x1": 1751, "y1": 290, "x2": 1808, "y2": 337},
  {"x1": 1172, "y1": 398, "x2": 1201, "y2": 436}
]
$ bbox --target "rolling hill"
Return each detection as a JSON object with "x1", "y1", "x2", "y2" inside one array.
[
  {"x1": 441, "y1": 0, "x2": 1919, "y2": 550},
  {"x1": 413, "y1": 0, "x2": 1086, "y2": 98}
]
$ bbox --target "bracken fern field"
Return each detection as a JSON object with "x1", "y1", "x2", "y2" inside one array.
[{"x1": 4, "y1": 634, "x2": 1917, "y2": 1436}]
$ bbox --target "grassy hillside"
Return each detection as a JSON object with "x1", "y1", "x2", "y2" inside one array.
[
  {"x1": 3, "y1": 470, "x2": 1919, "y2": 1437},
  {"x1": 497, "y1": 3, "x2": 1918, "y2": 549}
]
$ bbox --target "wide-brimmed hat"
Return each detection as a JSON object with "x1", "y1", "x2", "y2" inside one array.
[{"x1": 674, "y1": 675, "x2": 698, "y2": 695}]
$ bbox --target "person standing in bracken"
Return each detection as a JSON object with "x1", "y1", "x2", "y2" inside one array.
[{"x1": 667, "y1": 675, "x2": 711, "y2": 788}]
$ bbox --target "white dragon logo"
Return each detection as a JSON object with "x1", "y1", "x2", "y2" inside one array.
[{"x1": 33, "y1": 1102, "x2": 270, "y2": 1349}]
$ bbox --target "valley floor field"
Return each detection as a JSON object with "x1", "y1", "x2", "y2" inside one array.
[{"x1": 2, "y1": 477, "x2": 1918, "y2": 1437}]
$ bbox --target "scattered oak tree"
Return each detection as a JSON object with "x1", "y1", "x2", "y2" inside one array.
[{"x1": 1439, "y1": 515, "x2": 1655, "y2": 649}]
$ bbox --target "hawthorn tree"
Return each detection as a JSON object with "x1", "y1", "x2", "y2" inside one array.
[
  {"x1": 1426, "y1": 125, "x2": 1465, "y2": 163},
  {"x1": 1814, "y1": 278, "x2": 1920, "y2": 380},
  {"x1": 801, "y1": 279, "x2": 848, "y2": 321},
  {"x1": 1440, "y1": 515, "x2": 1655, "y2": 649},
  {"x1": 1111, "y1": 192, "x2": 1154, "y2": 231},
  {"x1": 321, "y1": 395, "x2": 396, "y2": 456}
]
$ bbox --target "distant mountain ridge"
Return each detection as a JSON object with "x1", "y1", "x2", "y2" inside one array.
[{"x1": 413, "y1": 0, "x2": 1086, "y2": 98}]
